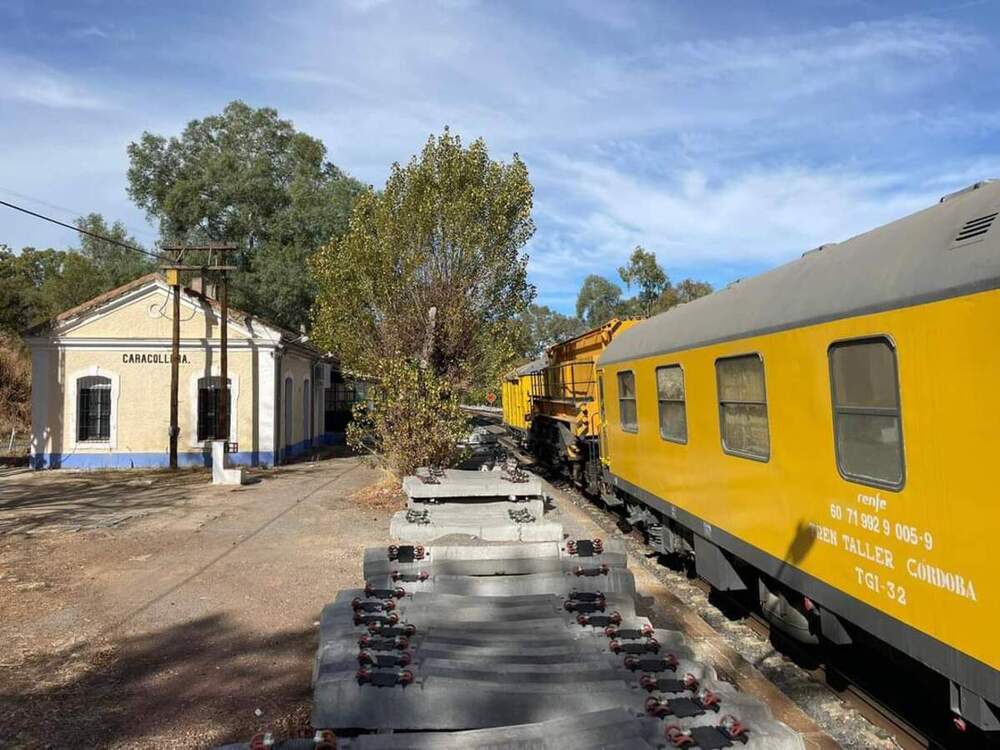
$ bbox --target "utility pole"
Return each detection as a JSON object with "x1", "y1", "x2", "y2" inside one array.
[
  {"x1": 161, "y1": 244, "x2": 238, "y2": 469},
  {"x1": 218, "y1": 261, "x2": 229, "y2": 446}
]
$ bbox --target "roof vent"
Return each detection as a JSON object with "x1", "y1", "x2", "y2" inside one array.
[
  {"x1": 940, "y1": 180, "x2": 996, "y2": 203},
  {"x1": 952, "y1": 212, "x2": 997, "y2": 247}
]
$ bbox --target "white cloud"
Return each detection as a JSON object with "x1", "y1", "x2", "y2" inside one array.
[
  {"x1": 4, "y1": 1, "x2": 997, "y2": 313},
  {"x1": 72, "y1": 25, "x2": 109, "y2": 39},
  {"x1": 0, "y1": 55, "x2": 111, "y2": 110},
  {"x1": 528, "y1": 154, "x2": 1000, "y2": 286},
  {"x1": 239, "y1": 5, "x2": 995, "y2": 308}
]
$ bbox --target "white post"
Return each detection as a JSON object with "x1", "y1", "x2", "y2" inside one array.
[{"x1": 211, "y1": 439, "x2": 244, "y2": 485}]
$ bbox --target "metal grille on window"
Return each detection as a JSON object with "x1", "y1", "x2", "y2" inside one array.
[
  {"x1": 197, "y1": 377, "x2": 230, "y2": 442},
  {"x1": 617, "y1": 371, "x2": 637, "y2": 432},
  {"x1": 829, "y1": 338, "x2": 904, "y2": 488},
  {"x1": 656, "y1": 365, "x2": 687, "y2": 443},
  {"x1": 716, "y1": 355, "x2": 769, "y2": 460},
  {"x1": 77, "y1": 376, "x2": 111, "y2": 442}
]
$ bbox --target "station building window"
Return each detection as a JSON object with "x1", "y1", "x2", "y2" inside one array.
[
  {"x1": 77, "y1": 376, "x2": 111, "y2": 442},
  {"x1": 617, "y1": 371, "x2": 638, "y2": 433},
  {"x1": 656, "y1": 365, "x2": 687, "y2": 443},
  {"x1": 325, "y1": 380, "x2": 366, "y2": 432},
  {"x1": 716, "y1": 354, "x2": 769, "y2": 460},
  {"x1": 197, "y1": 376, "x2": 230, "y2": 441},
  {"x1": 828, "y1": 337, "x2": 904, "y2": 489}
]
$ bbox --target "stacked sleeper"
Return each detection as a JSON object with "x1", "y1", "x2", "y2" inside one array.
[
  {"x1": 306, "y1": 541, "x2": 805, "y2": 749},
  {"x1": 219, "y1": 469, "x2": 806, "y2": 750},
  {"x1": 390, "y1": 467, "x2": 562, "y2": 543}
]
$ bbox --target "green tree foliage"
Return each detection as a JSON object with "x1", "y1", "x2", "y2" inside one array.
[
  {"x1": 618, "y1": 245, "x2": 668, "y2": 316},
  {"x1": 126, "y1": 100, "x2": 364, "y2": 331},
  {"x1": 655, "y1": 277, "x2": 714, "y2": 312},
  {"x1": 514, "y1": 303, "x2": 586, "y2": 358},
  {"x1": 347, "y1": 359, "x2": 471, "y2": 477},
  {"x1": 575, "y1": 274, "x2": 625, "y2": 328},
  {"x1": 0, "y1": 215, "x2": 152, "y2": 336},
  {"x1": 576, "y1": 248, "x2": 714, "y2": 325},
  {"x1": 75, "y1": 213, "x2": 154, "y2": 287},
  {"x1": 312, "y1": 128, "x2": 535, "y2": 476},
  {"x1": 0, "y1": 245, "x2": 40, "y2": 335}
]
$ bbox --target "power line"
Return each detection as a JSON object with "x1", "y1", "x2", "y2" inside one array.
[
  {"x1": 0, "y1": 198, "x2": 170, "y2": 263},
  {"x1": 0, "y1": 185, "x2": 159, "y2": 244}
]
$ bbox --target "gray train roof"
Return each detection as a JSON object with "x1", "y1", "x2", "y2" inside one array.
[
  {"x1": 517, "y1": 357, "x2": 546, "y2": 376},
  {"x1": 505, "y1": 357, "x2": 546, "y2": 381},
  {"x1": 599, "y1": 180, "x2": 1000, "y2": 366}
]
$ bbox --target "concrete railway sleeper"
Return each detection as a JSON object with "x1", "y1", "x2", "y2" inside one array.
[{"x1": 218, "y1": 468, "x2": 808, "y2": 749}]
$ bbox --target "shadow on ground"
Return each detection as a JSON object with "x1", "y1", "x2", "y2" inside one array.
[
  {"x1": 0, "y1": 471, "x2": 212, "y2": 535},
  {"x1": 0, "y1": 613, "x2": 315, "y2": 749}
]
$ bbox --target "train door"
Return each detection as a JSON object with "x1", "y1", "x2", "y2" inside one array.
[{"x1": 597, "y1": 369, "x2": 609, "y2": 466}]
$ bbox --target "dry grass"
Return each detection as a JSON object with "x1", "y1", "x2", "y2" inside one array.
[
  {"x1": 0, "y1": 335, "x2": 30, "y2": 443},
  {"x1": 351, "y1": 471, "x2": 407, "y2": 511}
]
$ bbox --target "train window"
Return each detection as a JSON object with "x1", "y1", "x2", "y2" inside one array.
[
  {"x1": 716, "y1": 354, "x2": 769, "y2": 461},
  {"x1": 829, "y1": 338, "x2": 904, "y2": 489},
  {"x1": 617, "y1": 371, "x2": 638, "y2": 433},
  {"x1": 656, "y1": 365, "x2": 687, "y2": 443}
]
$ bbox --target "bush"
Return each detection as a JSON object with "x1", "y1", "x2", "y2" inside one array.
[{"x1": 347, "y1": 358, "x2": 469, "y2": 478}]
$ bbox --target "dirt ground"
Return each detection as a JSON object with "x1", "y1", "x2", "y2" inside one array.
[{"x1": 0, "y1": 455, "x2": 395, "y2": 749}]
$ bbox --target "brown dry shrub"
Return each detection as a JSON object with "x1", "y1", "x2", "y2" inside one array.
[
  {"x1": 351, "y1": 472, "x2": 407, "y2": 512},
  {"x1": 0, "y1": 335, "x2": 30, "y2": 433}
]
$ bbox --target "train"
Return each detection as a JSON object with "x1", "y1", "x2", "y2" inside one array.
[{"x1": 501, "y1": 179, "x2": 1000, "y2": 736}]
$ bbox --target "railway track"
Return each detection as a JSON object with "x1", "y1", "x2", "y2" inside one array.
[
  {"x1": 700, "y1": 583, "x2": 930, "y2": 750},
  {"x1": 537, "y1": 470, "x2": 976, "y2": 750}
]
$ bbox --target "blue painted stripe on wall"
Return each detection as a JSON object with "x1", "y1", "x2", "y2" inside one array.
[
  {"x1": 279, "y1": 433, "x2": 345, "y2": 461},
  {"x1": 31, "y1": 451, "x2": 275, "y2": 470},
  {"x1": 32, "y1": 433, "x2": 345, "y2": 470}
]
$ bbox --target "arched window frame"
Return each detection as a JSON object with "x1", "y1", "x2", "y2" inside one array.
[
  {"x1": 303, "y1": 378, "x2": 312, "y2": 445},
  {"x1": 188, "y1": 370, "x2": 239, "y2": 447},
  {"x1": 283, "y1": 375, "x2": 294, "y2": 449},
  {"x1": 68, "y1": 366, "x2": 121, "y2": 450}
]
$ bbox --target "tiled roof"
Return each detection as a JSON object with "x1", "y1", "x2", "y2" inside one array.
[{"x1": 33, "y1": 273, "x2": 333, "y2": 360}]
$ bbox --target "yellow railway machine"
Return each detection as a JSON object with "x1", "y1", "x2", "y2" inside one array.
[
  {"x1": 527, "y1": 318, "x2": 637, "y2": 491},
  {"x1": 501, "y1": 357, "x2": 544, "y2": 438},
  {"x1": 595, "y1": 180, "x2": 1000, "y2": 733}
]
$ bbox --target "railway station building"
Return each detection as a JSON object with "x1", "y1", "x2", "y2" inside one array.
[{"x1": 24, "y1": 273, "x2": 365, "y2": 469}]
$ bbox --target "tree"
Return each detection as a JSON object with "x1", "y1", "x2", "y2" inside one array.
[
  {"x1": 655, "y1": 277, "x2": 713, "y2": 312},
  {"x1": 514, "y1": 304, "x2": 586, "y2": 358},
  {"x1": 126, "y1": 100, "x2": 364, "y2": 331},
  {"x1": 575, "y1": 247, "x2": 714, "y2": 324},
  {"x1": 74, "y1": 213, "x2": 154, "y2": 288},
  {"x1": 0, "y1": 246, "x2": 40, "y2": 335},
  {"x1": 575, "y1": 274, "x2": 624, "y2": 328},
  {"x1": 311, "y1": 128, "x2": 535, "y2": 476},
  {"x1": 618, "y1": 245, "x2": 667, "y2": 316}
]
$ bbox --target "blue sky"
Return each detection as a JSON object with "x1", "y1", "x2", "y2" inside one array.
[{"x1": 2, "y1": 0, "x2": 1000, "y2": 314}]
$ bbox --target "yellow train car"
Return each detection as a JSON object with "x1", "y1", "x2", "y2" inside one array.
[
  {"x1": 501, "y1": 358, "x2": 544, "y2": 437},
  {"x1": 529, "y1": 318, "x2": 637, "y2": 490},
  {"x1": 596, "y1": 180, "x2": 1000, "y2": 733}
]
